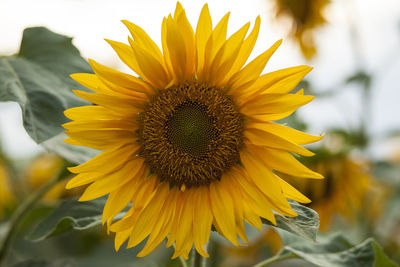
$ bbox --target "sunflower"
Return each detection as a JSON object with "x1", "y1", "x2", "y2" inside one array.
[
  {"x1": 0, "y1": 161, "x2": 15, "y2": 219},
  {"x1": 272, "y1": 0, "x2": 329, "y2": 59},
  {"x1": 64, "y1": 2, "x2": 323, "y2": 259}
]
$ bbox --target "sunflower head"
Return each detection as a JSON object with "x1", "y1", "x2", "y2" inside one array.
[{"x1": 64, "y1": 2, "x2": 323, "y2": 259}]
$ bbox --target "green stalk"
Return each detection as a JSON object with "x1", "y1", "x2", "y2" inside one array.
[
  {"x1": 0, "y1": 167, "x2": 70, "y2": 266},
  {"x1": 192, "y1": 249, "x2": 205, "y2": 267},
  {"x1": 253, "y1": 253, "x2": 297, "y2": 267}
]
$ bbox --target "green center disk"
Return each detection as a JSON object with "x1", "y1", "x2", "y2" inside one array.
[{"x1": 166, "y1": 101, "x2": 217, "y2": 157}]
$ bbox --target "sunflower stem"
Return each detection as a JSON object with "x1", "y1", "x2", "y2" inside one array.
[
  {"x1": 253, "y1": 253, "x2": 297, "y2": 267},
  {"x1": 192, "y1": 249, "x2": 205, "y2": 267},
  {"x1": 178, "y1": 256, "x2": 188, "y2": 267},
  {"x1": 0, "y1": 166, "x2": 70, "y2": 266}
]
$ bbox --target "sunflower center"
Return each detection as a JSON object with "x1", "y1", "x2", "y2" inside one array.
[
  {"x1": 166, "y1": 101, "x2": 216, "y2": 157},
  {"x1": 139, "y1": 82, "x2": 244, "y2": 188}
]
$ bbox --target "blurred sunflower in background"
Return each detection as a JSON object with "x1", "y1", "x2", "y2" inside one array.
[
  {"x1": 272, "y1": 0, "x2": 329, "y2": 59},
  {"x1": 287, "y1": 154, "x2": 370, "y2": 230},
  {"x1": 0, "y1": 160, "x2": 15, "y2": 220},
  {"x1": 64, "y1": 2, "x2": 323, "y2": 259},
  {"x1": 24, "y1": 153, "x2": 69, "y2": 202},
  {"x1": 220, "y1": 152, "x2": 378, "y2": 265}
]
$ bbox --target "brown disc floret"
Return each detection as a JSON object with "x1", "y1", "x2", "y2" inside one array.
[{"x1": 139, "y1": 82, "x2": 244, "y2": 188}]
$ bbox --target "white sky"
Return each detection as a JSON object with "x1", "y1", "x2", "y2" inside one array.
[{"x1": 0, "y1": 0, "x2": 399, "y2": 159}]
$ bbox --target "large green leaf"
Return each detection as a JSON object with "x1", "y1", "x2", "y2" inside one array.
[
  {"x1": 0, "y1": 27, "x2": 100, "y2": 163},
  {"x1": 27, "y1": 198, "x2": 109, "y2": 242},
  {"x1": 263, "y1": 200, "x2": 319, "y2": 241},
  {"x1": 0, "y1": 27, "x2": 91, "y2": 143},
  {"x1": 256, "y1": 232, "x2": 398, "y2": 267}
]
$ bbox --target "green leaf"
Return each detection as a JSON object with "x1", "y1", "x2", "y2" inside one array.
[
  {"x1": 256, "y1": 233, "x2": 398, "y2": 267},
  {"x1": 262, "y1": 200, "x2": 319, "y2": 241},
  {"x1": 0, "y1": 27, "x2": 91, "y2": 143},
  {"x1": 27, "y1": 198, "x2": 110, "y2": 242},
  {"x1": 12, "y1": 259, "x2": 75, "y2": 267},
  {"x1": 0, "y1": 27, "x2": 99, "y2": 163},
  {"x1": 346, "y1": 71, "x2": 372, "y2": 89}
]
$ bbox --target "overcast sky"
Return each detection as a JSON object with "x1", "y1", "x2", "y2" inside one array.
[{"x1": 0, "y1": 0, "x2": 399, "y2": 159}]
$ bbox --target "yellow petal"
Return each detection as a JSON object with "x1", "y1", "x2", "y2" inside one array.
[
  {"x1": 236, "y1": 65, "x2": 312, "y2": 98},
  {"x1": 114, "y1": 229, "x2": 131, "y2": 251},
  {"x1": 121, "y1": 20, "x2": 164, "y2": 63},
  {"x1": 240, "y1": 92, "x2": 314, "y2": 114},
  {"x1": 64, "y1": 106, "x2": 120, "y2": 121},
  {"x1": 66, "y1": 172, "x2": 99, "y2": 189},
  {"x1": 166, "y1": 191, "x2": 188, "y2": 248},
  {"x1": 261, "y1": 66, "x2": 313, "y2": 94},
  {"x1": 244, "y1": 128, "x2": 315, "y2": 156},
  {"x1": 173, "y1": 1, "x2": 184, "y2": 18},
  {"x1": 200, "y1": 12, "x2": 230, "y2": 81},
  {"x1": 104, "y1": 39, "x2": 144, "y2": 78},
  {"x1": 244, "y1": 110, "x2": 296, "y2": 123},
  {"x1": 251, "y1": 145, "x2": 323, "y2": 179},
  {"x1": 278, "y1": 177, "x2": 311, "y2": 203},
  {"x1": 165, "y1": 16, "x2": 187, "y2": 82},
  {"x1": 240, "y1": 149, "x2": 295, "y2": 216},
  {"x1": 226, "y1": 16, "x2": 261, "y2": 79},
  {"x1": 193, "y1": 187, "x2": 212, "y2": 255},
  {"x1": 137, "y1": 189, "x2": 178, "y2": 257},
  {"x1": 210, "y1": 181, "x2": 239, "y2": 246},
  {"x1": 223, "y1": 177, "x2": 248, "y2": 243},
  {"x1": 73, "y1": 90, "x2": 142, "y2": 116},
  {"x1": 78, "y1": 159, "x2": 144, "y2": 201},
  {"x1": 228, "y1": 40, "x2": 282, "y2": 95},
  {"x1": 129, "y1": 40, "x2": 170, "y2": 89},
  {"x1": 63, "y1": 119, "x2": 136, "y2": 132},
  {"x1": 209, "y1": 22, "x2": 250, "y2": 86},
  {"x1": 68, "y1": 144, "x2": 139, "y2": 174},
  {"x1": 79, "y1": 61, "x2": 153, "y2": 95},
  {"x1": 174, "y1": 190, "x2": 195, "y2": 256},
  {"x1": 230, "y1": 167, "x2": 276, "y2": 225},
  {"x1": 247, "y1": 122, "x2": 323, "y2": 145},
  {"x1": 110, "y1": 175, "x2": 158, "y2": 233},
  {"x1": 127, "y1": 183, "x2": 170, "y2": 248},
  {"x1": 66, "y1": 128, "x2": 136, "y2": 151},
  {"x1": 195, "y1": 4, "x2": 212, "y2": 77},
  {"x1": 174, "y1": 7, "x2": 196, "y2": 81},
  {"x1": 102, "y1": 177, "x2": 137, "y2": 224},
  {"x1": 161, "y1": 17, "x2": 174, "y2": 79}
]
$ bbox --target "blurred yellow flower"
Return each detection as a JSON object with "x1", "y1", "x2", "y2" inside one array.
[
  {"x1": 0, "y1": 161, "x2": 15, "y2": 219},
  {"x1": 284, "y1": 155, "x2": 370, "y2": 230},
  {"x1": 25, "y1": 153, "x2": 66, "y2": 202},
  {"x1": 272, "y1": 0, "x2": 329, "y2": 59}
]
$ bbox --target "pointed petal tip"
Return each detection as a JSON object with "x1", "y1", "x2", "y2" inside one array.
[
  {"x1": 78, "y1": 195, "x2": 87, "y2": 202},
  {"x1": 65, "y1": 180, "x2": 74, "y2": 190},
  {"x1": 120, "y1": 19, "x2": 129, "y2": 25}
]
